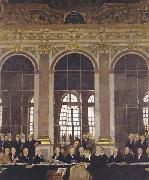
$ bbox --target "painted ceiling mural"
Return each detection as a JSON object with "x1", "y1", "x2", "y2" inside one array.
[{"x1": 0, "y1": 0, "x2": 149, "y2": 25}]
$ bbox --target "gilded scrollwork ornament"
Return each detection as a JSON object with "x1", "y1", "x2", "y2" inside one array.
[
  {"x1": 38, "y1": 43, "x2": 51, "y2": 54},
  {"x1": 97, "y1": 43, "x2": 110, "y2": 54}
]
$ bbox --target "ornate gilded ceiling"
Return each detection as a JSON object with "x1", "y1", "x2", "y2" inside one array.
[{"x1": 0, "y1": 0, "x2": 148, "y2": 25}]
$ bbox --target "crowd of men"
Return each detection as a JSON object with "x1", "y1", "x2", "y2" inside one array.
[
  {"x1": 52, "y1": 133, "x2": 149, "y2": 165},
  {"x1": 0, "y1": 133, "x2": 40, "y2": 164},
  {"x1": 0, "y1": 132, "x2": 148, "y2": 167}
]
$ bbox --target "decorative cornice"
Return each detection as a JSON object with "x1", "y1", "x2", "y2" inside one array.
[{"x1": 1, "y1": 25, "x2": 149, "y2": 44}]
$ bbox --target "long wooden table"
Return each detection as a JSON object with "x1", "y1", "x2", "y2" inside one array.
[{"x1": 0, "y1": 163, "x2": 148, "y2": 180}]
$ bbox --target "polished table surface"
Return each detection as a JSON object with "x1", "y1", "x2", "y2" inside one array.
[{"x1": 0, "y1": 163, "x2": 148, "y2": 180}]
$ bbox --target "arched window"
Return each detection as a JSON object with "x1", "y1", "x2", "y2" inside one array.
[
  {"x1": 54, "y1": 53, "x2": 95, "y2": 143},
  {"x1": 59, "y1": 93, "x2": 80, "y2": 142},
  {"x1": 0, "y1": 98, "x2": 2, "y2": 131},
  {"x1": 88, "y1": 95, "x2": 95, "y2": 135},
  {"x1": 0, "y1": 55, "x2": 34, "y2": 134},
  {"x1": 29, "y1": 98, "x2": 34, "y2": 135},
  {"x1": 114, "y1": 54, "x2": 148, "y2": 148}
]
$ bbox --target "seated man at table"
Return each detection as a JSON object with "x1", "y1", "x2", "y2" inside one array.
[
  {"x1": 76, "y1": 147, "x2": 86, "y2": 163},
  {"x1": 12, "y1": 134, "x2": 21, "y2": 156},
  {"x1": 84, "y1": 150, "x2": 91, "y2": 163},
  {"x1": 65, "y1": 146, "x2": 77, "y2": 164},
  {"x1": 0, "y1": 147, "x2": 11, "y2": 164},
  {"x1": 125, "y1": 134, "x2": 135, "y2": 153},
  {"x1": 19, "y1": 147, "x2": 32, "y2": 164},
  {"x1": 145, "y1": 146, "x2": 149, "y2": 162},
  {"x1": 123, "y1": 147, "x2": 134, "y2": 164},
  {"x1": 88, "y1": 146, "x2": 108, "y2": 179},
  {"x1": 24, "y1": 134, "x2": 38, "y2": 159},
  {"x1": 52, "y1": 146, "x2": 65, "y2": 162},
  {"x1": 108, "y1": 147, "x2": 124, "y2": 163},
  {"x1": 90, "y1": 146, "x2": 108, "y2": 168},
  {"x1": 139, "y1": 135, "x2": 148, "y2": 153},
  {"x1": 10, "y1": 147, "x2": 19, "y2": 163},
  {"x1": 33, "y1": 148, "x2": 45, "y2": 164},
  {"x1": 134, "y1": 147, "x2": 146, "y2": 162}
]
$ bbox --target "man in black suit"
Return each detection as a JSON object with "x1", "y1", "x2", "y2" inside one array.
[
  {"x1": 90, "y1": 146, "x2": 108, "y2": 167},
  {"x1": 145, "y1": 147, "x2": 149, "y2": 162},
  {"x1": 108, "y1": 147, "x2": 124, "y2": 163},
  {"x1": 133, "y1": 134, "x2": 141, "y2": 155},
  {"x1": 125, "y1": 134, "x2": 135, "y2": 153},
  {"x1": 10, "y1": 147, "x2": 19, "y2": 163},
  {"x1": 3, "y1": 134, "x2": 12, "y2": 150},
  {"x1": 65, "y1": 147, "x2": 77, "y2": 164},
  {"x1": 33, "y1": 148, "x2": 45, "y2": 164},
  {"x1": 19, "y1": 147, "x2": 32, "y2": 164},
  {"x1": 89, "y1": 146, "x2": 108, "y2": 179},
  {"x1": 24, "y1": 134, "x2": 38, "y2": 159},
  {"x1": 52, "y1": 146, "x2": 65, "y2": 162},
  {"x1": 123, "y1": 147, "x2": 134, "y2": 164},
  {"x1": 134, "y1": 148, "x2": 146, "y2": 162},
  {"x1": 0, "y1": 134, "x2": 5, "y2": 152},
  {"x1": 12, "y1": 134, "x2": 21, "y2": 156},
  {"x1": 76, "y1": 147, "x2": 86, "y2": 163},
  {"x1": 139, "y1": 135, "x2": 148, "y2": 153}
]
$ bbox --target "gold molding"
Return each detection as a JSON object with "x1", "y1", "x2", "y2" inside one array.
[
  {"x1": 98, "y1": 137, "x2": 114, "y2": 145},
  {"x1": 97, "y1": 43, "x2": 110, "y2": 54},
  {"x1": 38, "y1": 43, "x2": 51, "y2": 54}
]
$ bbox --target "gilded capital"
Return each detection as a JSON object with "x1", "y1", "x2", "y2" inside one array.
[
  {"x1": 38, "y1": 43, "x2": 51, "y2": 54},
  {"x1": 97, "y1": 43, "x2": 110, "y2": 54}
]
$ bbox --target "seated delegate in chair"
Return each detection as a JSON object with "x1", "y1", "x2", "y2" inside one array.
[
  {"x1": 133, "y1": 134, "x2": 141, "y2": 155},
  {"x1": 19, "y1": 147, "x2": 32, "y2": 164},
  {"x1": 52, "y1": 146, "x2": 65, "y2": 162},
  {"x1": 73, "y1": 140, "x2": 80, "y2": 156},
  {"x1": 134, "y1": 147, "x2": 146, "y2": 163},
  {"x1": 139, "y1": 135, "x2": 148, "y2": 152},
  {"x1": 88, "y1": 146, "x2": 108, "y2": 179},
  {"x1": 60, "y1": 147, "x2": 66, "y2": 158},
  {"x1": 65, "y1": 146, "x2": 77, "y2": 164},
  {"x1": 90, "y1": 146, "x2": 108, "y2": 169},
  {"x1": 0, "y1": 147, "x2": 11, "y2": 164},
  {"x1": 76, "y1": 147, "x2": 86, "y2": 163},
  {"x1": 0, "y1": 134, "x2": 5, "y2": 152},
  {"x1": 24, "y1": 134, "x2": 38, "y2": 159},
  {"x1": 12, "y1": 134, "x2": 21, "y2": 156},
  {"x1": 10, "y1": 147, "x2": 19, "y2": 163},
  {"x1": 108, "y1": 147, "x2": 124, "y2": 163},
  {"x1": 33, "y1": 148, "x2": 45, "y2": 164},
  {"x1": 125, "y1": 134, "x2": 135, "y2": 153},
  {"x1": 84, "y1": 150, "x2": 91, "y2": 163},
  {"x1": 123, "y1": 147, "x2": 134, "y2": 164},
  {"x1": 145, "y1": 146, "x2": 149, "y2": 162},
  {"x1": 3, "y1": 134, "x2": 13, "y2": 150}
]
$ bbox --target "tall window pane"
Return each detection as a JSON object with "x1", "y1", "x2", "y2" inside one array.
[
  {"x1": 88, "y1": 95, "x2": 95, "y2": 135},
  {"x1": 59, "y1": 93, "x2": 80, "y2": 142},
  {"x1": 114, "y1": 54, "x2": 148, "y2": 149},
  {"x1": 29, "y1": 98, "x2": 34, "y2": 135}
]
